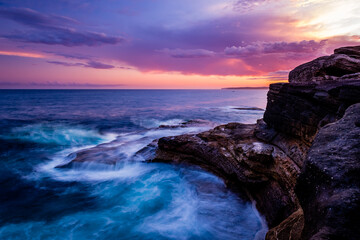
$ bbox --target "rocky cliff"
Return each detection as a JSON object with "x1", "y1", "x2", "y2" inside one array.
[{"x1": 153, "y1": 46, "x2": 360, "y2": 239}]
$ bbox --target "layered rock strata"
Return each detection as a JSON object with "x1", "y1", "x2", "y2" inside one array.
[
  {"x1": 289, "y1": 46, "x2": 360, "y2": 84},
  {"x1": 296, "y1": 103, "x2": 360, "y2": 239}
]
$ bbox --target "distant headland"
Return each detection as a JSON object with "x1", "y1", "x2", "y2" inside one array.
[{"x1": 222, "y1": 87, "x2": 269, "y2": 90}]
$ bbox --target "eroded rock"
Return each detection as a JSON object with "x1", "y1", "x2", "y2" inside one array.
[
  {"x1": 153, "y1": 122, "x2": 301, "y2": 228},
  {"x1": 289, "y1": 46, "x2": 360, "y2": 84},
  {"x1": 266, "y1": 208, "x2": 304, "y2": 240},
  {"x1": 264, "y1": 80, "x2": 360, "y2": 143}
]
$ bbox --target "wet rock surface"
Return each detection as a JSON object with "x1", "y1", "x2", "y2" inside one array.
[{"x1": 153, "y1": 122, "x2": 302, "y2": 229}]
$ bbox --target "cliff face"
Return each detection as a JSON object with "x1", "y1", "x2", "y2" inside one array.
[
  {"x1": 264, "y1": 80, "x2": 360, "y2": 144},
  {"x1": 153, "y1": 46, "x2": 360, "y2": 239},
  {"x1": 296, "y1": 103, "x2": 360, "y2": 240}
]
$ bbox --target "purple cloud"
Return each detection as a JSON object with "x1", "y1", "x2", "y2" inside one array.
[
  {"x1": 0, "y1": 7, "x2": 124, "y2": 47},
  {"x1": 85, "y1": 61, "x2": 114, "y2": 69},
  {"x1": 225, "y1": 40, "x2": 327, "y2": 56},
  {"x1": 47, "y1": 61, "x2": 84, "y2": 67},
  {"x1": 4, "y1": 29, "x2": 124, "y2": 47},
  {"x1": 158, "y1": 48, "x2": 215, "y2": 58},
  {"x1": 233, "y1": 0, "x2": 271, "y2": 12},
  {"x1": 47, "y1": 60, "x2": 115, "y2": 69},
  {"x1": 46, "y1": 52, "x2": 91, "y2": 60},
  {"x1": 0, "y1": 7, "x2": 78, "y2": 28},
  {"x1": 245, "y1": 70, "x2": 289, "y2": 81},
  {"x1": 0, "y1": 81, "x2": 125, "y2": 88}
]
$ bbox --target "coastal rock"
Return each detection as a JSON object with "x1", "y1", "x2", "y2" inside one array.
[
  {"x1": 263, "y1": 80, "x2": 360, "y2": 143},
  {"x1": 334, "y1": 46, "x2": 360, "y2": 59},
  {"x1": 158, "y1": 119, "x2": 217, "y2": 129},
  {"x1": 289, "y1": 46, "x2": 360, "y2": 83},
  {"x1": 296, "y1": 103, "x2": 360, "y2": 240},
  {"x1": 153, "y1": 122, "x2": 301, "y2": 228},
  {"x1": 266, "y1": 208, "x2": 304, "y2": 240},
  {"x1": 56, "y1": 144, "x2": 122, "y2": 168},
  {"x1": 255, "y1": 119, "x2": 309, "y2": 168}
]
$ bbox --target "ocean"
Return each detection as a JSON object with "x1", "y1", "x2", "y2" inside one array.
[{"x1": 0, "y1": 89, "x2": 268, "y2": 240}]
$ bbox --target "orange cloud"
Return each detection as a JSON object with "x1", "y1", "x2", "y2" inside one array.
[{"x1": 0, "y1": 51, "x2": 45, "y2": 58}]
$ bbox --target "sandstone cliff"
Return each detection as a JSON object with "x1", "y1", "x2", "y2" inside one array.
[{"x1": 153, "y1": 46, "x2": 360, "y2": 239}]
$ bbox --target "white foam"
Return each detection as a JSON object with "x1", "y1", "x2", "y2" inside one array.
[
  {"x1": 4, "y1": 123, "x2": 116, "y2": 146},
  {"x1": 131, "y1": 117, "x2": 185, "y2": 128}
]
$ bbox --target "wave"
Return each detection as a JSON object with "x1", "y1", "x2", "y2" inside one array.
[
  {"x1": 32, "y1": 121, "x2": 215, "y2": 183},
  {"x1": 131, "y1": 117, "x2": 185, "y2": 129},
  {"x1": 1, "y1": 165, "x2": 264, "y2": 240},
  {"x1": 1, "y1": 123, "x2": 116, "y2": 146}
]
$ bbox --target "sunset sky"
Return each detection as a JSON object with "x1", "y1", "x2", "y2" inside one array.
[{"x1": 0, "y1": 0, "x2": 359, "y2": 89}]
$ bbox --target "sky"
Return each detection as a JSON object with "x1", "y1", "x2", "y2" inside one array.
[{"x1": 0, "y1": 0, "x2": 359, "y2": 89}]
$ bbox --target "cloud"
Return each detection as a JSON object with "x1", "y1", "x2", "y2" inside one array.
[
  {"x1": 0, "y1": 7, "x2": 124, "y2": 46},
  {"x1": 0, "y1": 50, "x2": 44, "y2": 58},
  {"x1": 47, "y1": 60, "x2": 115, "y2": 69},
  {"x1": 47, "y1": 61, "x2": 84, "y2": 67},
  {"x1": 245, "y1": 70, "x2": 289, "y2": 81},
  {"x1": 158, "y1": 48, "x2": 216, "y2": 58},
  {"x1": 0, "y1": 7, "x2": 78, "y2": 28},
  {"x1": 3, "y1": 29, "x2": 124, "y2": 47},
  {"x1": 0, "y1": 81, "x2": 125, "y2": 89},
  {"x1": 224, "y1": 40, "x2": 327, "y2": 56},
  {"x1": 118, "y1": 66, "x2": 133, "y2": 70},
  {"x1": 233, "y1": 0, "x2": 272, "y2": 12},
  {"x1": 46, "y1": 52, "x2": 91, "y2": 60},
  {"x1": 85, "y1": 61, "x2": 114, "y2": 69},
  {"x1": 111, "y1": 12, "x2": 309, "y2": 76},
  {"x1": 2, "y1": 2, "x2": 359, "y2": 79}
]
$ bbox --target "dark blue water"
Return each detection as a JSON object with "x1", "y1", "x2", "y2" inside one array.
[{"x1": 0, "y1": 90, "x2": 268, "y2": 240}]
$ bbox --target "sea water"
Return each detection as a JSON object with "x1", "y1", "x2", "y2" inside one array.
[{"x1": 0, "y1": 89, "x2": 268, "y2": 240}]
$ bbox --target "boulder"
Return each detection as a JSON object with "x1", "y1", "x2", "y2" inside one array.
[
  {"x1": 289, "y1": 46, "x2": 360, "y2": 84},
  {"x1": 334, "y1": 45, "x2": 360, "y2": 59}
]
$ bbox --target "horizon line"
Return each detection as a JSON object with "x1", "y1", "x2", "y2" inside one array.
[{"x1": 0, "y1": 87, "x2": 270, "y2": 90}]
